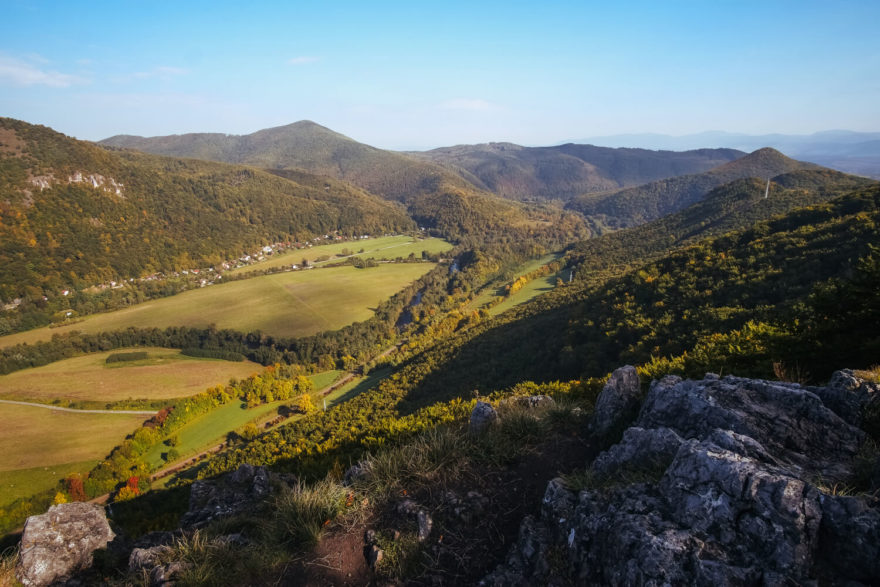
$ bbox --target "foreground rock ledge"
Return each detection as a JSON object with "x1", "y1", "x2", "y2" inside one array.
[
  {"x1": 483, "y1": 371, "x2": 880, "y2": 586},
  {"x1": 16, "y1": 502, "x2": 115, "y2": 587}
]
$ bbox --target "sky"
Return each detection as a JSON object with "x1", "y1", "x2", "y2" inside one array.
[{"x1": 1, "y1": 0, "x2": 879, "y2": 150}]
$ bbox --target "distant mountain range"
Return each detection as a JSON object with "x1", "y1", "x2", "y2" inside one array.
[
  {"x1": 101, "y1": 122, "x2": 556, "y2": 242},
  {"x1": 408, "y1": 143, "x2": 743, "y2": 201},
  {"x1": 100, "y1": 121, "x2": 866, "y2": 236},
  {"x1": 577, "y1": 130, "x2": 880, "y2": 178}
]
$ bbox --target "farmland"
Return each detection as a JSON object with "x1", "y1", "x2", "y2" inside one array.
[
  {"x1": 0, "y1": 263, "x2": 437, "y2": 348},
  {"x1": 0, "y1": 403, "x2": 148, "y2": 504},
  {"x1": 466, "y1": 253, "x2": 563, "y2": 316},
  {"x1": 0, "y1": 348, "x2": 261, "y2": 404},
  {"x1": 225, "y1": 234, "x2": 452, "y2": 275}
]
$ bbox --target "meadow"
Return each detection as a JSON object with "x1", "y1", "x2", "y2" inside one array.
[
  {"x1": 225, "y1": 235, "x2": 451, "y2": 276},
  {"x1": 0, "y1": 263, "x2": 436, "y2": 348},
  {"x1": 0, "y1": 348, "x2": 261, "y2": 404},
  {"x1": 466, "y1": 253, "x2": 563, "y2": 316},
  {"x1": 144, "y1": 369, "x2": 349, "y2": 470},
  {"x1": 0, "y1": 403, "x2": 148, "y2": 504}
]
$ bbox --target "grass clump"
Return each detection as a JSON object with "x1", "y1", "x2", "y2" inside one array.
[
  {"x1": 268, "y1": 477, "x2": 353, "y2": 548},
  {"x1": 0, "y1": 547, "x2": 19, "y2": 587}
]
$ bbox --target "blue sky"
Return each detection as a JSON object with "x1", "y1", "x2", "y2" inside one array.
[{"x1": 1, "y1": 0, "x2": 878, "y2": 149}]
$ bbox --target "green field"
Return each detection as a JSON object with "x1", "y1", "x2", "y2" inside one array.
[
  {"x1": 145, "y1": 369, "x2": 345, "y2": 469},
  {"x1": 0, "y1": 348, "x2": 261, "y2": 404},
  {"x1": 0, "y1": 263, "x2": 436, "y2": 348},
  {"x1": 143, "y1": 400, "x2": 283, "y2": 469},
  {"x1": 466, "y1": 253, "x2": 563, "y2": 316},
  {"x1": 322, "y1": 367, "x2": 390, "y2": 408},
  {"x1": 309, "y1": 369, "x2": 344, "y2": 391},
  {"x1": 0, "y1": 403, "x2": 148, "y2": 474},
  {"x1": 0, "y1": 460, "x2": 97, "y2": 505},
  {"x1": 226, "y1": 235, "x2": 452, "y2": 276}
]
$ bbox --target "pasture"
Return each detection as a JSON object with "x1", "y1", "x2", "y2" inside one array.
[
  {"x1": 0, "y1": 263, "x2": 436, "y2": 348},
  {"x1": 144, "y1": 369, "x2": 344, "y2": 469},
  {"x1": 0, "y1": 348, "x2": 261, "y2": 404},
  {"x1": 0, "y1": 460, "x2": 97, "y2": 505},
  {"x1": 466, "y1": 253, "x2": 563, "y2": 316},
  {"x1": 0, "y1": 403, "x2": 147, "y2": 480},
  {"x1": 225, "y1": 235, "x2": 451, "y2": 276}
]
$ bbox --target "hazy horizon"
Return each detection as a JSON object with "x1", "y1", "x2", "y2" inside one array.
[{"x1": 2, "y1": 0, "x2": 879, "y2": 150}]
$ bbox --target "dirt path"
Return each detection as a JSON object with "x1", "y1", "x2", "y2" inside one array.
[{"x1": 0, "y1": 398, "x2": 156, "y2": 415}]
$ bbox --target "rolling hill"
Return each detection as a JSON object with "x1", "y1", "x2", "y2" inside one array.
[
  {"x1": 100, "y1": 121, "x2": 572, "y2": 244},
  {"x1": 0, "y1": 118, "x2": 415, "y2": 301},
  {"x1": 101, "y1": 120, "x2": 480, "y2": 203},
  {"x1": 565, "y1": 147, "x2": 822, "y2": 228},
  {"x1": 568, "y1": 167, "x2": 877, "y2": 278},
  {"x1": 410, "y1": 142, "x2": 744, "y2": 201}
]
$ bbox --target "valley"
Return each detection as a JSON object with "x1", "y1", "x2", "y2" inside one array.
[
  {"x1": 0, "y1": 262, "x2": 436, "y2": 348},
  {"x1": 1, "y1": 116, "x2": 878, "y2": 586}
]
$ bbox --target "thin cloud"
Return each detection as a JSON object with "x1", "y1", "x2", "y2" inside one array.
[
  {"x1": 288, "y1": 56, "x2": 319, "y2": 65},
  {"x1": 440, "y1": 98, "x2": 495, "y2": 111},
  {"x1": 0, "y1": 55, "x2": 86, "y2": 87}
]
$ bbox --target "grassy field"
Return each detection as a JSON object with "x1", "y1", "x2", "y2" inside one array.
[
  {"x1": 0, "y1": 348, "x2": 261, "y2": 404},
  {"x1": 309, "y1": 369, "x2": 344, "y2": 391},
  {"x1": 0, "y1": 403, "x2": 147, "y2": 474},
  {"x1": 143, "y1": 400, "x2": 283, "y2": 469},
  {"x1": 0, "y1": 263, "x2": 436, "y2": 348},
  {"x1": 0, "y1": 460, "x2": 97, "y2": 505},
  {"x1": 226, "y1": 235, "x2": 452, "y2": 276},
  {"x1": 322, "y1": 367, "x2": 390, "y2": 408},
  {"x1": 144, "y1": 369, "x2": 345, "y2": 469},
  {"x1": 466, "y1": 253, "x2": 563, "y2": 316}
]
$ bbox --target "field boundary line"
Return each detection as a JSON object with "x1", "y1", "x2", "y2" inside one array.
[{"x1": 0, "y1": 399, "x2": 156, "y2": 415}]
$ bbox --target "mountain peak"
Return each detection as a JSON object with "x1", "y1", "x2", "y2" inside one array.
[{"x1": 716, "y1": 147, "x2": 814, "y2": 177}]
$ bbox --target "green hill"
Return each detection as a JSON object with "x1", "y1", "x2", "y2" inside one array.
[
  {"x1": 566, "y1": 147, "x2": 821, "y2": 228},
  {"x1": 568, "y1": 168, "x2": 876, "y2": 279},
  {"x1": 102, "y1": 121, "x2": 481, "y2": 203},
  {"x1": 100, "y1": 121, "x2": 573, "y2": 244},
  {"x1": 411, "y1": 142, "x2": 744, "y2": 201},
  {"x1": 0, "y1": 118, "x2": 415, "y2": 302}
]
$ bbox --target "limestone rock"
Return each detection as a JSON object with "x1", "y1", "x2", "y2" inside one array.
[
  {"x1": 181, "y1": 463, "x2": 274, "y2": 529},
  {"x1": 16, "y1": 502, "x2": 115, "y2": 587},
  {"x1": 590, "y1": 365, "x2": 641, "y2": 438},
  {"x1": 469, "y1": 401, "x2": 499, "y2": 435},
  {"x1": 484, "y1": 370, "x2": 880, "y2": 586}
]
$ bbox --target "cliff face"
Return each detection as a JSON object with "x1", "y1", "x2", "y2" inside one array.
[{"x1": 484, "y1": 369, "x2": 880, "y2": 586}]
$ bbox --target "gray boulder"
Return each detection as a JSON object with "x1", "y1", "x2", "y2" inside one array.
[
  {"x1": 16, "y1": 502, "x2": 115, "y2": 587},
  {"x1": 469, "y1": 401, "x2": 499, "y2": 435},
  {"x1": 590, "y1": 365, "x2": 642, "y2": 438}
]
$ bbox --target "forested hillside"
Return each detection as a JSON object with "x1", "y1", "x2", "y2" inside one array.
[
  {"x1": 412, "y1": 141, "x2": 743, "y2": 200},
  {"x1": 566, "y1": 147, "x2": 820, "y2": 228},
  {"x1": 0, "y1": 118, "x2": 414, "y2": 302},
  {"x1": 101, "y1": 121, "x2": 587, "y2": 245},
  {"x1": 568, "y1": 168, "x2": 876, "y2": 280},
  {"x1": 101, "y1": 121, "x2": 480, "y2": 202}
]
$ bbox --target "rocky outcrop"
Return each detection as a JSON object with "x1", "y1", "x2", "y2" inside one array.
[
  {"x1": 16, "y1": 502, "x2": 115, "y2": 587},
  {"x1": 589, "y1": 365, "x2": 641, "y2": 438},
  {"x1": 484, "y1": 370, "x2": 880, "y2": 586},
  {"x1": 181, "y1": 463, "x2": 283, "y2": 529}
]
